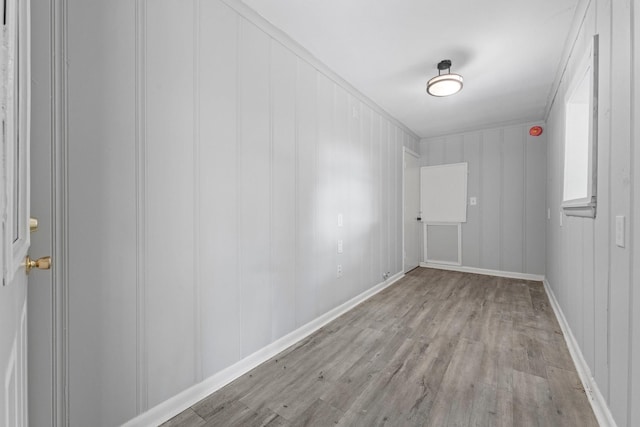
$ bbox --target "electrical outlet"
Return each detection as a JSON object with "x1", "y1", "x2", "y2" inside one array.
[
  {"x1": 337, "y1": 265, "x2": 343, "y2": 278},
  {"x1": 337, "y1": 239, "x2": 343, "y2": 253},
  {"x1": 469, "y1": 197, "x2": 477, "y2": 206}
]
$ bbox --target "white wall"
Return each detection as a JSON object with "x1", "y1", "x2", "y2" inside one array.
[
  {"x1": 55, "y1": 0, "x2": 418, "y2": 425},
  {"x1": 420, "y1": 123, "x2": 546, "y2": 275},
  {"x1": 545, "y1": 0, "x2": 639, "y2": 426}
]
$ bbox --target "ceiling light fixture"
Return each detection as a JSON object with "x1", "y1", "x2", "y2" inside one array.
[{"x1": 427, "y1": 59, "x2": 463, "y2": 97}]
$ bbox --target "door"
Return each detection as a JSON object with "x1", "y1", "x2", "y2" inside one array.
[
  {"x1": 403, "y1": 149, "x2": 421, "y2": 272},
  {"x1": 0, "y1": 0, "x2": 34, "y2": 425}
]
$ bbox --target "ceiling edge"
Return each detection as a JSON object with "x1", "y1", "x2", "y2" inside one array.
[
  {"x1": 419, "y1": 118, "x2": 547, "y2": 141},
  {"x1": 220, "y1": 0, "x2": 421, "y2": 141},
  {"x1": 543, "y1": 0, "x2": 593, "y2": 120}
]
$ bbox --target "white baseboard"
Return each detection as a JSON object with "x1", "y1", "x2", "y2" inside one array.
[
  {"x1": 543, "y1": 279, "x2": 617, "y2": 427},
  {"x1": 122, "y1": 272, "x2": 405, "y2": 427},
  {"x1": 420, "y1": 262, "x2": 545, "y2": 282}
]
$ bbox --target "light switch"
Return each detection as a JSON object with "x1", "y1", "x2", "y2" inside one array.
[
  {"x1": 337, "y1": 239, "x2": 343, "y2": 253},
  {"x1": 469, "y1": 197, "x2": 477, "y2": 206},
  {"x1": 337, "y1": 213, "x2": 343, "y2": 227},
  {"x1": 616, "y1": 215, "x2": 625, "y2": 247},
  {"x1": 547, "y1": 208, "x2": 551, "y2": 220}
]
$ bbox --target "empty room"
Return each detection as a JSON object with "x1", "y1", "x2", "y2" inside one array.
[{"x1": 1, "y1": 0, "x2": 639, "y2": 426}]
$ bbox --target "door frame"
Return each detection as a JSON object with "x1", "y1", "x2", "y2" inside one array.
[
  {"x1": 402, "y1": 147, "x2": 420, "y2": 273},
  {"x1": 28, "y1": 0, "x2": 68, "y2": 424}
]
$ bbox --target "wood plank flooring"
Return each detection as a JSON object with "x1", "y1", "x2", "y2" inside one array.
[{"x1": 160, "y1": 268, "x2": 598, "y2": 427}]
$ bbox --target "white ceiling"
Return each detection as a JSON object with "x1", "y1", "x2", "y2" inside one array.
[{"x1": 240, "y1": 0, "x2": 579, "y2": 138}]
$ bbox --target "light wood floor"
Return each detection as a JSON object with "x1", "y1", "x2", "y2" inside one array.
[{"x1": 161, "y1": 268, "x2": 598, "y2": 427}]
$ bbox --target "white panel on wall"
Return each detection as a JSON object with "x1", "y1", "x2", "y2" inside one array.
[
  {"x1": 199, "y1": 0, "x2": 241, "y2": 377},
  {"x1": 238, "y1": 18, "x2": 272, "y2": 358},
  {"x1": 420, "y1": 163, "x2": 468, "y2": 223},
  {"x1": 145, "y1": 0, "x2": 196, "y2": 407}
]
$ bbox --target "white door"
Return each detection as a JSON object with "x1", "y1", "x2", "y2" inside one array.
[
  {"x1": 403, "y1": 149, "x2": 421, "y2": 272},
  {"x1": 0, "y1": 0, "x2": 41, "y2": 426}
]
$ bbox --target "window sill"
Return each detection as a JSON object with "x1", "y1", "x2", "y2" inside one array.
[{"x1": 562, "y1": 199, "x2": 596, "y2": 218}]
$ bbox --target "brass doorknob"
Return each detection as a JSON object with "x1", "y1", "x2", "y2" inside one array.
[{"x1": 24, "y1": 255, "x2": 52, "y2": 274}]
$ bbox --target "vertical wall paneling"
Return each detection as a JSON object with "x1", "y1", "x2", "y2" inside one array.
[
  {"x1": 444, "y1": 134, "x2": 463, "y2": 163},
  {"x1": 135, "y1": 0, "x2": 148, "y2": 412},
  {"x1": 631, "y1": 2, "x2": 640, "y2": 425},
  {"x1": 192, "y1": 0, "x2": 203, "y2": 385},
  {"x1": 28, "y1": 0, "x2": 55, "y2": 423},
  {"x1": 334, "y1": 86, "x2": 349, "y2": 306},
  {"x1": 462, "y1": 133, "x2": 481, "y2": 267},
  {"x1": 145, "y1": 0, "x2": 196, "y2": 407},
  {"x1": 427, "y1": 138, "x2": 444, "y2": 166},
  {"x1": 525, "y1": 131, "x2": 546, "y2": 275},
  {"x1": 501, "y1": 127, "x2": 524, "y2": 273},
  {"x1": 270, "y1": 40, "x2": 297, "y2": 341},
  {"x1": 480, "y1": 129, "x2": 502, "y2": 270},
  {"x1": 238, "y1": 19, "x2": 272, "y2": 357},
  {"x1": 545, "y1": 1, "x2": 640, "y2": 425},
  {"x1": 389, "y1": 126, "x2": 396, "y2": 275},
  {"x1": 294, "y1": 59, "x2": 318, "y2": 328},
  {"x1": 582, "y1": 218, "x2": 596, "y2": 370},
  {"x1": 381, "y1": 121, "x2": 390, "y2": 276},
  {"x1": 393, "y1": 127, "x2": 404, "y2": 274},
  {"x1": 199, "y1": 1, "x2": 241, "y2": 376},
  {"x1": 592, "y1": 0, "x2": 611, "y2": 396},
  {"x1": 608, "y1": 1, "x2": 632, "y2": 423},
  {"x1": 361, "y1": 105, "x2": 372, "y2": 293},
  {"x1": 67, "y1": 0, "x2": 139, "y2": 424},
  {"x1": 60, "y1": 0, "x2": 421, "y2": 423},
  {"x1": 371, "y1": 113, "x2": 382, "y2": 283},
  {"x1": 315, "y1": 74, "x2": 333, "y2": 316}
]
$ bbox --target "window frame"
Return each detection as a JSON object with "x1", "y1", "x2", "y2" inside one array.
[{"x1": 562, "y1": 34, "x2": 599, "y2": 218}]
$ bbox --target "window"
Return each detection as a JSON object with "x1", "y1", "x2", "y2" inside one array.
[{"x1": 562, "y1": 35, "x2": 598, "y2": 217}]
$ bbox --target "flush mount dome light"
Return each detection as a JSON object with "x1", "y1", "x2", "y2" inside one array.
[{"x1": 426, "y1": 59, "x2": 463, "y2": 97}]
